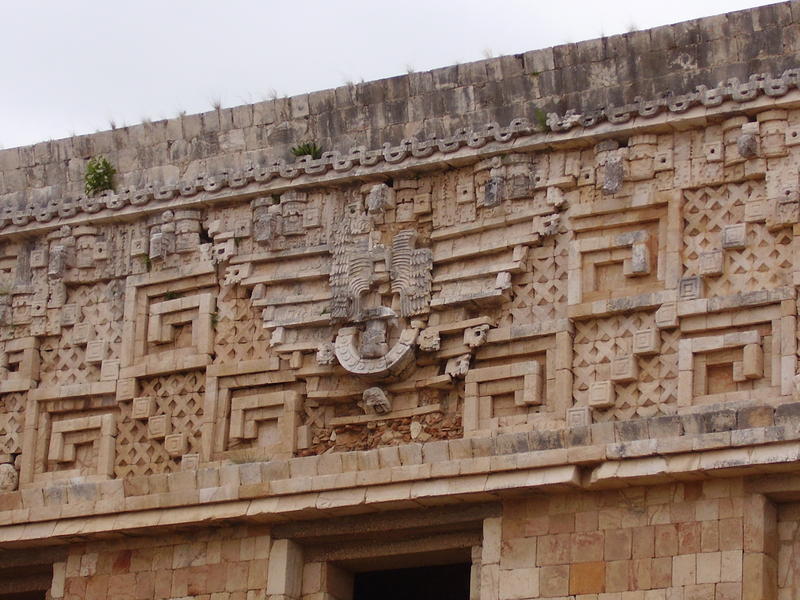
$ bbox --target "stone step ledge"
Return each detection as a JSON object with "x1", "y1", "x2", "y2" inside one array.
[
  {"x1": 2, "y1": 400, "x2": 799, "y2": 525},
  {"x1": 1, "y1": 416, "x2": 799, "y2": 545},
  {"x1": 2, "y1": 436, "x2": 800, "y2": 547}
]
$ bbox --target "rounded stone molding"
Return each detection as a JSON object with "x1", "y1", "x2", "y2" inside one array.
[{"x1": 334, "y1": 326, "x2": 418, "y2": 378}]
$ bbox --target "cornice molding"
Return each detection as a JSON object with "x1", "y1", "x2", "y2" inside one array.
[{"x1": 1, "y1": 69, "x2": 799, "y2": 236}]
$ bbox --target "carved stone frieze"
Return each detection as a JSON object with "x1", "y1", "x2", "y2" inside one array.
[
  {"x1": 3, "y1": 12, "x2": 800, "y2": 520},
  {"x1": 333, "y1": 326, "x2": 418, "y2": 379}
]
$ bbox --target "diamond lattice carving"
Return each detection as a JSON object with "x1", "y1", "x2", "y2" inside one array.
[
  {"x1": 39, "y1": 283, "x2": 123, "y2": 387},
  {"x1": 0, "y1": 392, "x2": 25, "y2": 455},
  {"x1": 573, "y1": 314, "x2": 679, "y2": 420},
  {"x1": 213, "y1": 290, "x2": 270, "y2": 364},
  {"x1": 683, "y1": 182, "x2": 792, "y2": 295},
  {"x1": 115, "y1": 371, "x2": 204, "y2": 478},
  {"x1": 502, "y1": 237, "x2": 568, "y2": 327}
]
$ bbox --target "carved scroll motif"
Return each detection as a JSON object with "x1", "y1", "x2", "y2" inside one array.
[{"x1": 333, "y1": 327, "x2": 418, "y2": 379}]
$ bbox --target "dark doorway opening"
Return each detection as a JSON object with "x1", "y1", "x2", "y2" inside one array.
[
  {"x1": 0, "y1": 549, "x2": 54, "y2": 600},
  {"x1": 353, "y1": 562, "x2": 471, "y2": 600}
]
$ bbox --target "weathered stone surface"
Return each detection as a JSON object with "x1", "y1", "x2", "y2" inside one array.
[
  {"x1": 1, "y1": 5, "x2": 800, "y2": 600},
  {"x1": 0, "y1": 463, "x2": 18, "y2": 493}
]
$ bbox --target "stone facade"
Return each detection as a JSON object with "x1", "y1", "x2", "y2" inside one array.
[{"x1": 2, "y1": 3, "x2": 800, "y2": 600}]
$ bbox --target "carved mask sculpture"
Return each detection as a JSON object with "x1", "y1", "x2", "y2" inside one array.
[
  {"x1": 362, "y1": 387, "x2": 391, "y2": 414},
  {"x1": 446, "y1": 353, "x2": 471, "y2": 380},
  {"x1": 253, "y1": 198, "x2": 282, "y2": 247},
  {"x1": 464, "y1": 324, "x2": 490, "y2": 348},
  {"x1": 316, "y1": 342, "x2": 336, "y2": 366},
  {"x1": 281, "y1": 196, "x2": 305, "y2": 236},
  {"x1": 418, "y1": 328, "x2": 441, "y2": 352},
  {"x1": 329, "y1": 199, "x2": 432, "y2": 380},
  {"x1": 366, "y1": 183, "x2": 395, "y2": 216}
]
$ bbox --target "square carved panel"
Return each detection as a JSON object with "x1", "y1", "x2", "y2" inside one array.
[
  {"x1": 120, "y1": 265, "x2": 217, "y2": 379},
  {"x1": 677, "y1": 304, "x2": 794, "y2": 407},
  {"x1": 567, "y1": 189, "x2": 681, "y2": 319},
  {"x1": 206, "y1": 362, "x2": 302, "y2": 462},
  {"x1": 464, "y1": 360, "x2": 544, "y2": 435}
]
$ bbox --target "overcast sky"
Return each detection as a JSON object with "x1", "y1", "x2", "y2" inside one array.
[{"x1": 0, "y1": 0, "x2": 779, "y2": 149}]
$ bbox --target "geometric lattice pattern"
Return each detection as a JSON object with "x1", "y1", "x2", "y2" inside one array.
[
  {"x1": 213, "y1": 289, "x2": 270, "y2": 364},
  {"x1": 0, "y1": 392, "x2": 25, "y2": 455},
  {"x1": 503, "y1": 236, "x2": 569, "y2": 327},
  {"x1": 683, "y1": 182, "x2": 792, "y2": 295},
  {"x1": 38, "y1": 337, "x2": 92, "y2": 387},
  {"x1": 38, "y1": 282, "x2": 124, "y2": 387},
  {"x1": 573, "y1": 313, "x2": 679, "y2": 420},
  {"x1": 115, "y1": 371, "x2": 204, "y2": 478}
]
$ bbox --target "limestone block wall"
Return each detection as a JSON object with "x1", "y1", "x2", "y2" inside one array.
[
  {"x1": 490, "y1": 481, "x2": 778, "y2": 600},
  {"x1": 39, "y1": 482, "x2": 788, "y2": 600},
  {"x1": 51, "y1": 525, "x2": 273, "y2": 600},
  {"x1": 778, "y1": 503, "x2": 800, "y2": 600}
]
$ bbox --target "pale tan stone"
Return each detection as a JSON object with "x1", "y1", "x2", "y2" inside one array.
[
  {"x1": 501, "y1": 537, "x2": 537, "y2": 569},
  {"x1": 266, "y1": 539, "x2": 303, "y2": 598},
  {"x1": 537, "y1": 533, "x2": 571, "y2": 566},
  {"x1": 483, "y1": 517, "x2": 503, "y2": 564},
  {"x1": 50, "y1": 561, "x2": 66, "y2": 598},
  {"x1": 672, "y1": 553, "x2": 696, "y2": 586},
  {"x1": 498, "y1": 567, "x2": 539, "y2": 600},
  {"x1": 716, "y1": 582, "x2": 742, "y2": 600},
  {"x1": 605, "y1": 560, "x2": 631, "y2": 593},
  {"x1": 539, "y1": 564, "x2": 569, "y2": 597},
  {"x1": 605, "y1": 528, "x2": 633, "y2": 561},
  {"x1": 572, "y1": 531, "x2": 605, "y2": 562},
  {"x1": 696, "y1": 551, "x2": 721, "y2": 584}
]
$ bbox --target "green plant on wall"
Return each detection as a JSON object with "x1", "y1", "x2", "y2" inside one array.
[
  {"x1": 84, "y1": 156, "x2": 116, "y2": 196},
  {"x1": 532, "y1": 108, "x2": 550, "y2": 132},
  {"x1": 290, "y1": 142, "x2": 323, "y2": 160}
]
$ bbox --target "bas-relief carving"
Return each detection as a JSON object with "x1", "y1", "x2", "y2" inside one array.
[
  {"x1": 5, "y1": 80, "x2": 800, "y2": 488},
  {"x1": 315, "y1": 342, "x2": 336, "y2": 366},
  {"x1": 360, "y1": 387, "x2": 391, "y2": 415},
  {"x1": 328, "y1": 195, "x2": 433, "y2": 379},
  {"x1": 215, "y1": 167, "x2": 570, "y2": 452}
]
